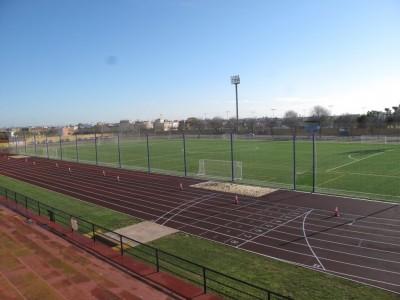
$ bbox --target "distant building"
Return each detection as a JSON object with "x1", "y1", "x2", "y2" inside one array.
[
  {"x1": 154, "y1": 119, "x2": 179, "y2": 132},
  {"x1": 119, "y1": 120, "x2": 134, "y2": 132},
  {"x1": 58, "y1": 126, "x2": 77, "y2": 137},
  {"x1": 134, "y1": 120, "x2": 154, "y2": 130}
]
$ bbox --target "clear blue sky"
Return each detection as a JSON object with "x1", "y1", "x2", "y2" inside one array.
[{"x1": 1, "y1": 0, "x2": 400, "y2": 127}]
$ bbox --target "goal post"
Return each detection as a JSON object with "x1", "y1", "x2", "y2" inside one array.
[{"x1": 197, "y1": 159, "x2": 242, "y2": 180}]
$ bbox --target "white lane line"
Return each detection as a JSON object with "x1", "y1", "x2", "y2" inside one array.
[
  {"x1": 235, "y1": 210, "x2": 311, "y2": 248},
  {"x1": 154, "y1": 193, "x2": 215, "y2": 223},
  {"x1": 161, "y1": 193, "x2": 218, "y2": 225},
  {"x1": 303, "y1": 210, "x2": 326, "y2": 270},
  {"x1": 327, "y1": 151, "x2": 386, "y2": 172}
]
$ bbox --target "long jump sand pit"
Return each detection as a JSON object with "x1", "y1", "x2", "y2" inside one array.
[
  {"x1": 106, "y1": 221, "x2": 179, "y2": 247},
  {"x1": 191, "y1": 181, "x2": 277, "y2": 197}
]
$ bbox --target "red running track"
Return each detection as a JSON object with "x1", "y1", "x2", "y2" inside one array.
[{"x1": 0, "y1": 155, "x2": 399, "y2": 295}]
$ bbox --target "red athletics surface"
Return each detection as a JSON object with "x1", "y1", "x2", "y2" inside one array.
[
  {"x1": 0, "y1": 204, "x2": 174, "y2": 300},
  {"x1": 0, "y1": 155, "x2": 399, "y2": 295},
  {"x1": 0, "y1": 196, "x2": 221, "y2": 300}
]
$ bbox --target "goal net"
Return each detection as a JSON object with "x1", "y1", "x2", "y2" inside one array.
[
  {"x1": 360, "y1": 135, "x2": 400, "y2": 144},
  {"x1": 197, "y1": 159, "x2": 242, "y2": 180}
]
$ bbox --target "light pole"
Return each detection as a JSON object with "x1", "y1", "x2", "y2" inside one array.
[{"x1": 230, "y1": 75, "x2": 240, "y2": 133}]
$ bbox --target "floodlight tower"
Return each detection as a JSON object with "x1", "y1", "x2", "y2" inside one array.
[{"x1": 230, "y1": 75, "x2": 240, "y2": 133}]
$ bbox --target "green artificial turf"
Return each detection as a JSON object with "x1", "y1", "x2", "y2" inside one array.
[{"x1": 22, "y1": 136, "x2": 400, "y2": 202}]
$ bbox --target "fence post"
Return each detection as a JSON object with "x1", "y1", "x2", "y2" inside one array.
[
  {"x1": 230, "y1": 132, "x2": 234, "y2": 182},
  {"x1": 46, "y1": 135, "x2": 49, "y2": 159},
  {"x1": 23, "y1": 133, "x2": 27, "y2": 154},
  {"x1": 75, "y1": 134, "x2": 79, "y2": 162},
  {"x1": 146, "y1": 134, "x2": 151, "y2": 173},
  {"x1": 120, "y1": 235, "x2": 124, "y2": 256},
  {"x1": 92, "y1": 223, "x2": 96, "y2": 241},
  {"x1": 312, "y1": 133, "x2": 316, "y2": 193},
  {"x1": 202, "y1": 267, "x2": 207, "y2": 293},
  {"x1": 155, "y1": 249, "x2": 160, "y2": 272},
  {"x1": 117, "y1": 134, "x2": 122, "y2": 168},
  {"x1": 15, "y1": 136, "x2": 18, "y2": 154},
  {"x1": 293, "y1": 135, "x2": 296, "y2": 190},
  {"x1": 182, "y1": 133, "x2": 187, "y2": 176},
  {"x1": 33, "y1": 134, "x2": 37, "y2": 155},
  {"x1": 59, "y1": 135, "x2": 63, "y2": 160},
  {"x1": 94, "y1": 132, "x2": 98, "y2": 165}
]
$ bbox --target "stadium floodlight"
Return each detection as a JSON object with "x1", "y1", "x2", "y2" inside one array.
[{"x1": 230, "y1": 75, "x2": 240, "y2": 133}]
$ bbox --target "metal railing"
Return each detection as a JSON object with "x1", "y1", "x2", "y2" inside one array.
[{"x1": 0, "y1": 185, "x2": 293, "y2": 300}]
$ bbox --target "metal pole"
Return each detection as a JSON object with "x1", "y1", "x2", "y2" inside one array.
[
  {"x1": 23, "y1": 133, "x2": 27, "y2": 154},
  {"x1": 94, "y1": 132, "x2": 98, "y2": 165},
  {"x1": 155, "y1": 249, "x2": 160, "y2": 272},
  {"x1": 235, "y1": 84, "x2": 239, "y2": 133},
  {"x1": 75, "y1": 134, "x2": 79, "y2": 162},
  {"x1": 45, "y1": 135, "x2": 49, "y2": 159},
  {"x1": 312, "y1": 133, "x2": 316, "y2": 193},
  {"x1": 182, "y1": 133, "x2": 187, "y2": 176},
  {"x1": 293, "y1": 135, "x2": 296, "y2": 190},
  {"x1": 59, "y1": 135, "x2": 63, "y2": 160},
  {"x1": 92, "y1": 223, "x2": 96, "y2": 241},
  {"x1": 146, "y1": 134, "x2": 151, "y2": 173},
  {"x1": 230, "y1": 132, "x2": 234, "y2": 182},
  {"x1": 202, "y1": 267, "x2": 207, "y2": 293},
  {"x1": 120, "y1": 235, "x2": 124, "y2": 256},
  {"x1": 33, "y1": 134, "x2": 37, "y2": 155},
  {"x1": 117, "y1": 134, "x2": 122, "y2": 168}
]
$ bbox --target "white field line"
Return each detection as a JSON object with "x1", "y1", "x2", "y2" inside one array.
[
  {"x1": 2, "y1": 169, "x2": 400, "y2": 274},
  {"x1": 329, "y1": 170, "x2": 400, "y2": 179},
  {"x1": 317, "y1": 174, "x2": 346, "y2": 187},
  {"x1": 160, "y1": 193, "x2": 218, "y2": 225},
  {"x1": 327, "y1": 151, "x2": 385, "y2": 172},
  {"x1": 236, "y1": 210, "x2": 312, "y2": 248},
  {"x1": 348, "y1": 154, "x2": 357, "y2": 161},
  {"x1": 3, "y1": 162, "x2": 400, "y2": 241},
  {"x1": 303, "y1": 210, "x2": 326, "y2": 270},
  {"x1": 5, "y1": 158, "x2": 400, "y2": 225},
  {"x1": 154, "y1": 193, "x2": 215, "y2": 223},
  {"x1": 195, "y1": 234, "x2": 400, "y2": 294},
  {"x1": 3, "y1": 161, "x2": 400, "y2": 231}
]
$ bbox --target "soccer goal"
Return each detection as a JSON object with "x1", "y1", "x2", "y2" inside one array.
[{"x1": 197, "y1": 159, "x2": 243, "y2": 180}]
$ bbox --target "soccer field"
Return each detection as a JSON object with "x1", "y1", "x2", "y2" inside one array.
[{"x1": 22, "y1": 135, "x2": 400, "y2": 202}]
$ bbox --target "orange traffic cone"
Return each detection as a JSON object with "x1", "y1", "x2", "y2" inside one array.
[
  {"x1": 334, "y1": 206, "x2": 340, "y2": 217},
  {"x1": 179, "y1": 183, "x2": 183, "y2": 191}
]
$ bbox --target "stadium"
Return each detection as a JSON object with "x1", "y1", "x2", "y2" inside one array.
[{"x1": 1, "y1": 1, "x2": 400, "y2": 300}]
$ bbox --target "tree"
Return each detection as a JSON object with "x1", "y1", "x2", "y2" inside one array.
[
  {"x1": 208, "y1": 117, "x2": 224, "y2": 133},
  {"x1": 282, "y1": 110, "x2": 299, "y2": 133},
  {"x1": 333, "y1": 114, "x2": 357, "y2": 129},
  {"x1": 310, "y1": 106, "x2": 331, "y2": 127},
  {"x1": 185, "y1": 117, "x2": 205, "y2": 133}
]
